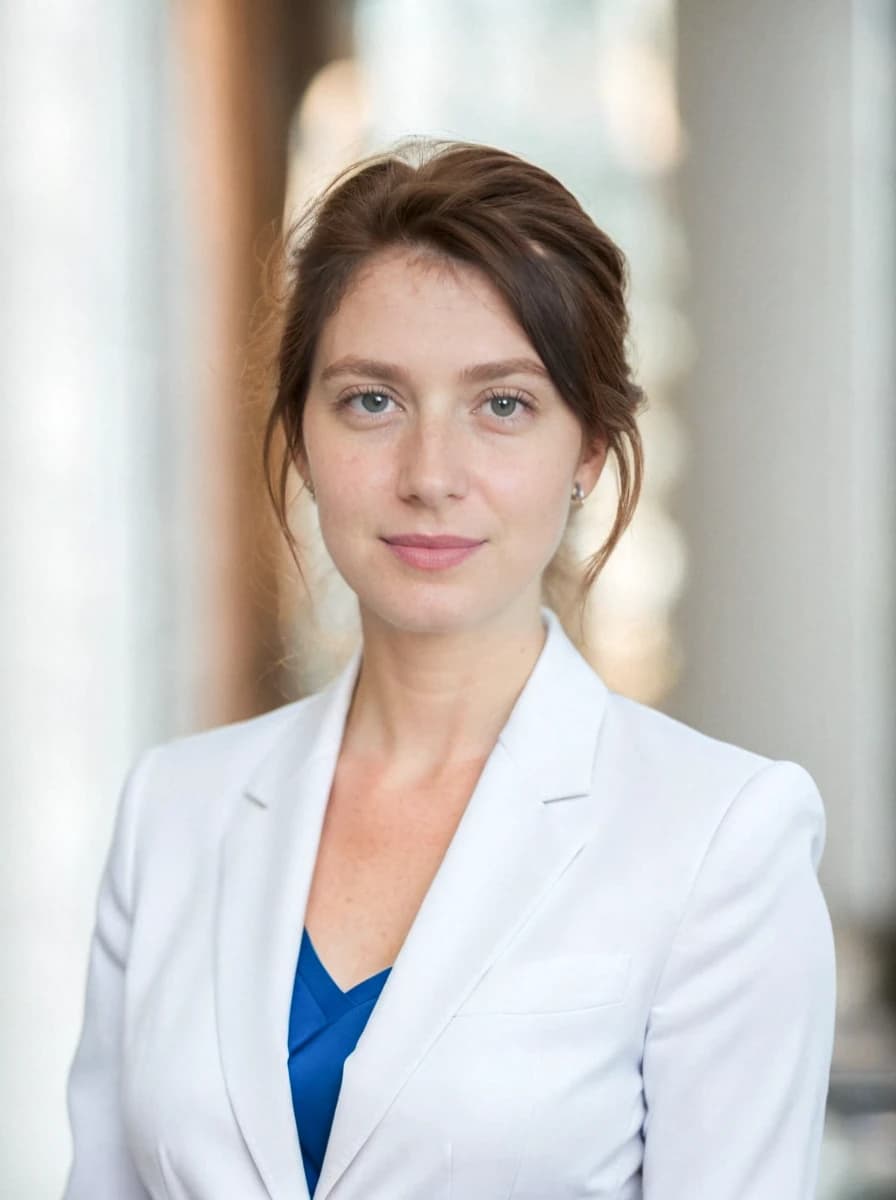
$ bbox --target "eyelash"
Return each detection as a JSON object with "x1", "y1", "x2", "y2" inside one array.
[{"x1": 338, "y1": 386, "x2": 537, "y2": 426}]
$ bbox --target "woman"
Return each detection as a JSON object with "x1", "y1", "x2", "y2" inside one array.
[{"x1": 63, "y1": 138, "x2": 836, "y2": 1199}]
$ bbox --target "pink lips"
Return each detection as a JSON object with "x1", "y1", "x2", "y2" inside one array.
[
  {"x1": 383, "y1": 534, "x2": 483, "y2": 548},
  {"x1": 382, "y1": 535, "x2": 485, "y2": 570}
]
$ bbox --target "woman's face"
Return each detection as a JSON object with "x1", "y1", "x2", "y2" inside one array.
[{"x1": 300, "y1": 245, "x2": 607, "y2": 636}]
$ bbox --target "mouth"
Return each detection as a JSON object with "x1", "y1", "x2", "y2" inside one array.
[
  {"x1": 382, "y1": 535, "x2": 484, "y2": 549},
  {"x1": 381, "y1": 538, "x2": 485, "y2": 571}
]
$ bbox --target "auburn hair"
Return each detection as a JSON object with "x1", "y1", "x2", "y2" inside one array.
[{"x1": 260, "y1": 135, "x2": 646, "y2": 637}]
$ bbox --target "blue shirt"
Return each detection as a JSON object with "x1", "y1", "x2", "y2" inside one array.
[{"x1": 288, "y1": 928, "x2": 391, "y2": 1197}]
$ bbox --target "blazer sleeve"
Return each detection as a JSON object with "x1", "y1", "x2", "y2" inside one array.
[
  {"x1": 641, "y1": 758, "x2": 836, "y2": 1199},
  {"x1": 62, "y1": 748, "x2": 157, "y2": 1200}
]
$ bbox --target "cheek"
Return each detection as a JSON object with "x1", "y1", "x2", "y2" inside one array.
[
  {"x1": 316, "y1": 450, "x2": 378, "y2": 510},
  {"x1": 492, "y1": 468, "x2": 569, "y2": 532},
  {"x1": 313, "y1": 454, "x2": 388, "y2": 561}
]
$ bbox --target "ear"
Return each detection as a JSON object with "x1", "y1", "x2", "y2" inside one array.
[
  {"x1": 576, "y1": 433, "x2": 609, "y2": 496},
  {"x1": 292, "y1": 444, "x2": 310, "y2": 488}
]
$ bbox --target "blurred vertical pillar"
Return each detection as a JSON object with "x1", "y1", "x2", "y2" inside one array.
[
  {"x1": 0, "y1": 4, "x2": 196, "y2": 1194},
  {"x1": 172, "y1": 0, "x2": 342, "y2": 725},
  {"x1": 673, "y1": 0, "x2": 896, "y2": 925}
]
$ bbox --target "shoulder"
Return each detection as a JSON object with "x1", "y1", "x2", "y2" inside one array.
[
  {"x1": 594, "y1": 689, "x2": 826, "y2": 874},
  {"x1": 143, "y1": 696, "x2": 311, "y2": 786},
  {"x1": 592, "y1": 693, "x2": 832, "y2": 1021},
  {"x1": 601, "y1": 688, "x2": 770, "y2": 789},
  {"x1": 122, "y1": 693, "x2": 321, "y2": 849}
]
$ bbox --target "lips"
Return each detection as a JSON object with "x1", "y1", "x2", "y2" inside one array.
[
  {"x1": 383, "y1": 537, "x2": 486, "y2": 568},
  {"x1": 382, "y1": 535, "x2": 484, "y2": 549}
]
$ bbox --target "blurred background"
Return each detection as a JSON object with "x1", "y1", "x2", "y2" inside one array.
[{"x1": 2, "y1": 0, "x2": 894, "y2": 1195}]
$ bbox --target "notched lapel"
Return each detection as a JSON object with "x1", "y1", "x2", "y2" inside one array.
[{"x1": 214, "y1": 644, "x2": 364, "y2": 1200}]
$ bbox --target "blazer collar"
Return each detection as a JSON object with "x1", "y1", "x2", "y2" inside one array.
[
  {"x1": 215, "y1": 605, "x2": 610, "y2": 1200},
  {"x1": 244, "y1": 604, "x2": 607, "y2": 812}
]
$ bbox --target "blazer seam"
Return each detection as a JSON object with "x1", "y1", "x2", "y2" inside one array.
[{"x1": 644, "y1": 756, "x2": 783, "y2": 1016}]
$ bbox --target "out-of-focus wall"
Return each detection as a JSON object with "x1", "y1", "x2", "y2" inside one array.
[
  {"x1": 673, "y1": 6, "x2": 896, "y2": 1183},
  {"x1": 672, "y1": 0, "x2": 896, "y2": 927}
]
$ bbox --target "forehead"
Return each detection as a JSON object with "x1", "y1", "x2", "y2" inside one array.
[{"x1": 320, "y1": 246, "x2": 532, "y2": 352}]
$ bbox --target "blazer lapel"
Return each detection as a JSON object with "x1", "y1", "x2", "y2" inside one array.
[
  {"x1": 215, "y1": 641, "x2": 364, "y2": 1200},
  {"x1": 214, "y1": 605, "x2": 610, "y2": 1200},
  {"x1": 314, "y1": 607, "x2": 610, "y2": 1200}
]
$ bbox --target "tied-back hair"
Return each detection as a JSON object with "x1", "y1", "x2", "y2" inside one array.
[{"x1": 260, "y1": 135, "x2": 646, "y2": 639}]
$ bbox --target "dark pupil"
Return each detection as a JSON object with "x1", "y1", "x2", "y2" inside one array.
[{"x1": 492, "y1": 396, "x2": 514, "y2": 414}]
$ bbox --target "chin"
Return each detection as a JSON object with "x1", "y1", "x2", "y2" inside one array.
[
  {"x1": 353, "y1": 586, "x2": 479, "y2": 631},
  {"x1": 357, "y1": 581, "x2": 540, "y2": 638}
]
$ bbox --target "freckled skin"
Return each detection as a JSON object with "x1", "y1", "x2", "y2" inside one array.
[{"x1": 296, "y1": 245, "x2": 608, "y2": 987}]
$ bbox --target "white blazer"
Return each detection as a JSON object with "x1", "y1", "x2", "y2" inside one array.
[{"x1": 63, "y1": 605, "x2": 836, "y2": 1200}]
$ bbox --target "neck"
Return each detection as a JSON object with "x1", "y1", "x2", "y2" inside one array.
[{"x1": 340, "y1": 604, "x2": 548, "y2": 782}]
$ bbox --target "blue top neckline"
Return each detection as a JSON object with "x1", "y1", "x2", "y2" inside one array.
[{"x1": 301, "y1": 927, "x2": 392, "y2": 1012}]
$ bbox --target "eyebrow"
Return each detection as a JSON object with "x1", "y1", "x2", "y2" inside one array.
[{"x1": 319, "y1": 355, "x2": 550, "y2": 385}]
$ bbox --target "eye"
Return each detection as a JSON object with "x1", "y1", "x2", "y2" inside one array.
[
  {"x1": 340, "y1": 388, "x2": 396, "y2": 416},
  {"x1": 482, "y1": 390, "x2": 535, "y2": 424}
]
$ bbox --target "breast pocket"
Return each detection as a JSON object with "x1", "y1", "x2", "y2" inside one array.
[{"x1": 453, "y1": 950, "x2": 631, "y2": 1016}]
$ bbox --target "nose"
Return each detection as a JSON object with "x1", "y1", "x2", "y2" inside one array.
[{"x1": 395, "y1": 409, "x2": 470, "y2": 506}]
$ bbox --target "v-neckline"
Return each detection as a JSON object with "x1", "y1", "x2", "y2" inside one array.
[{"x1": 301, "y1": 927, "x2": 392, "y2": 1008}]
